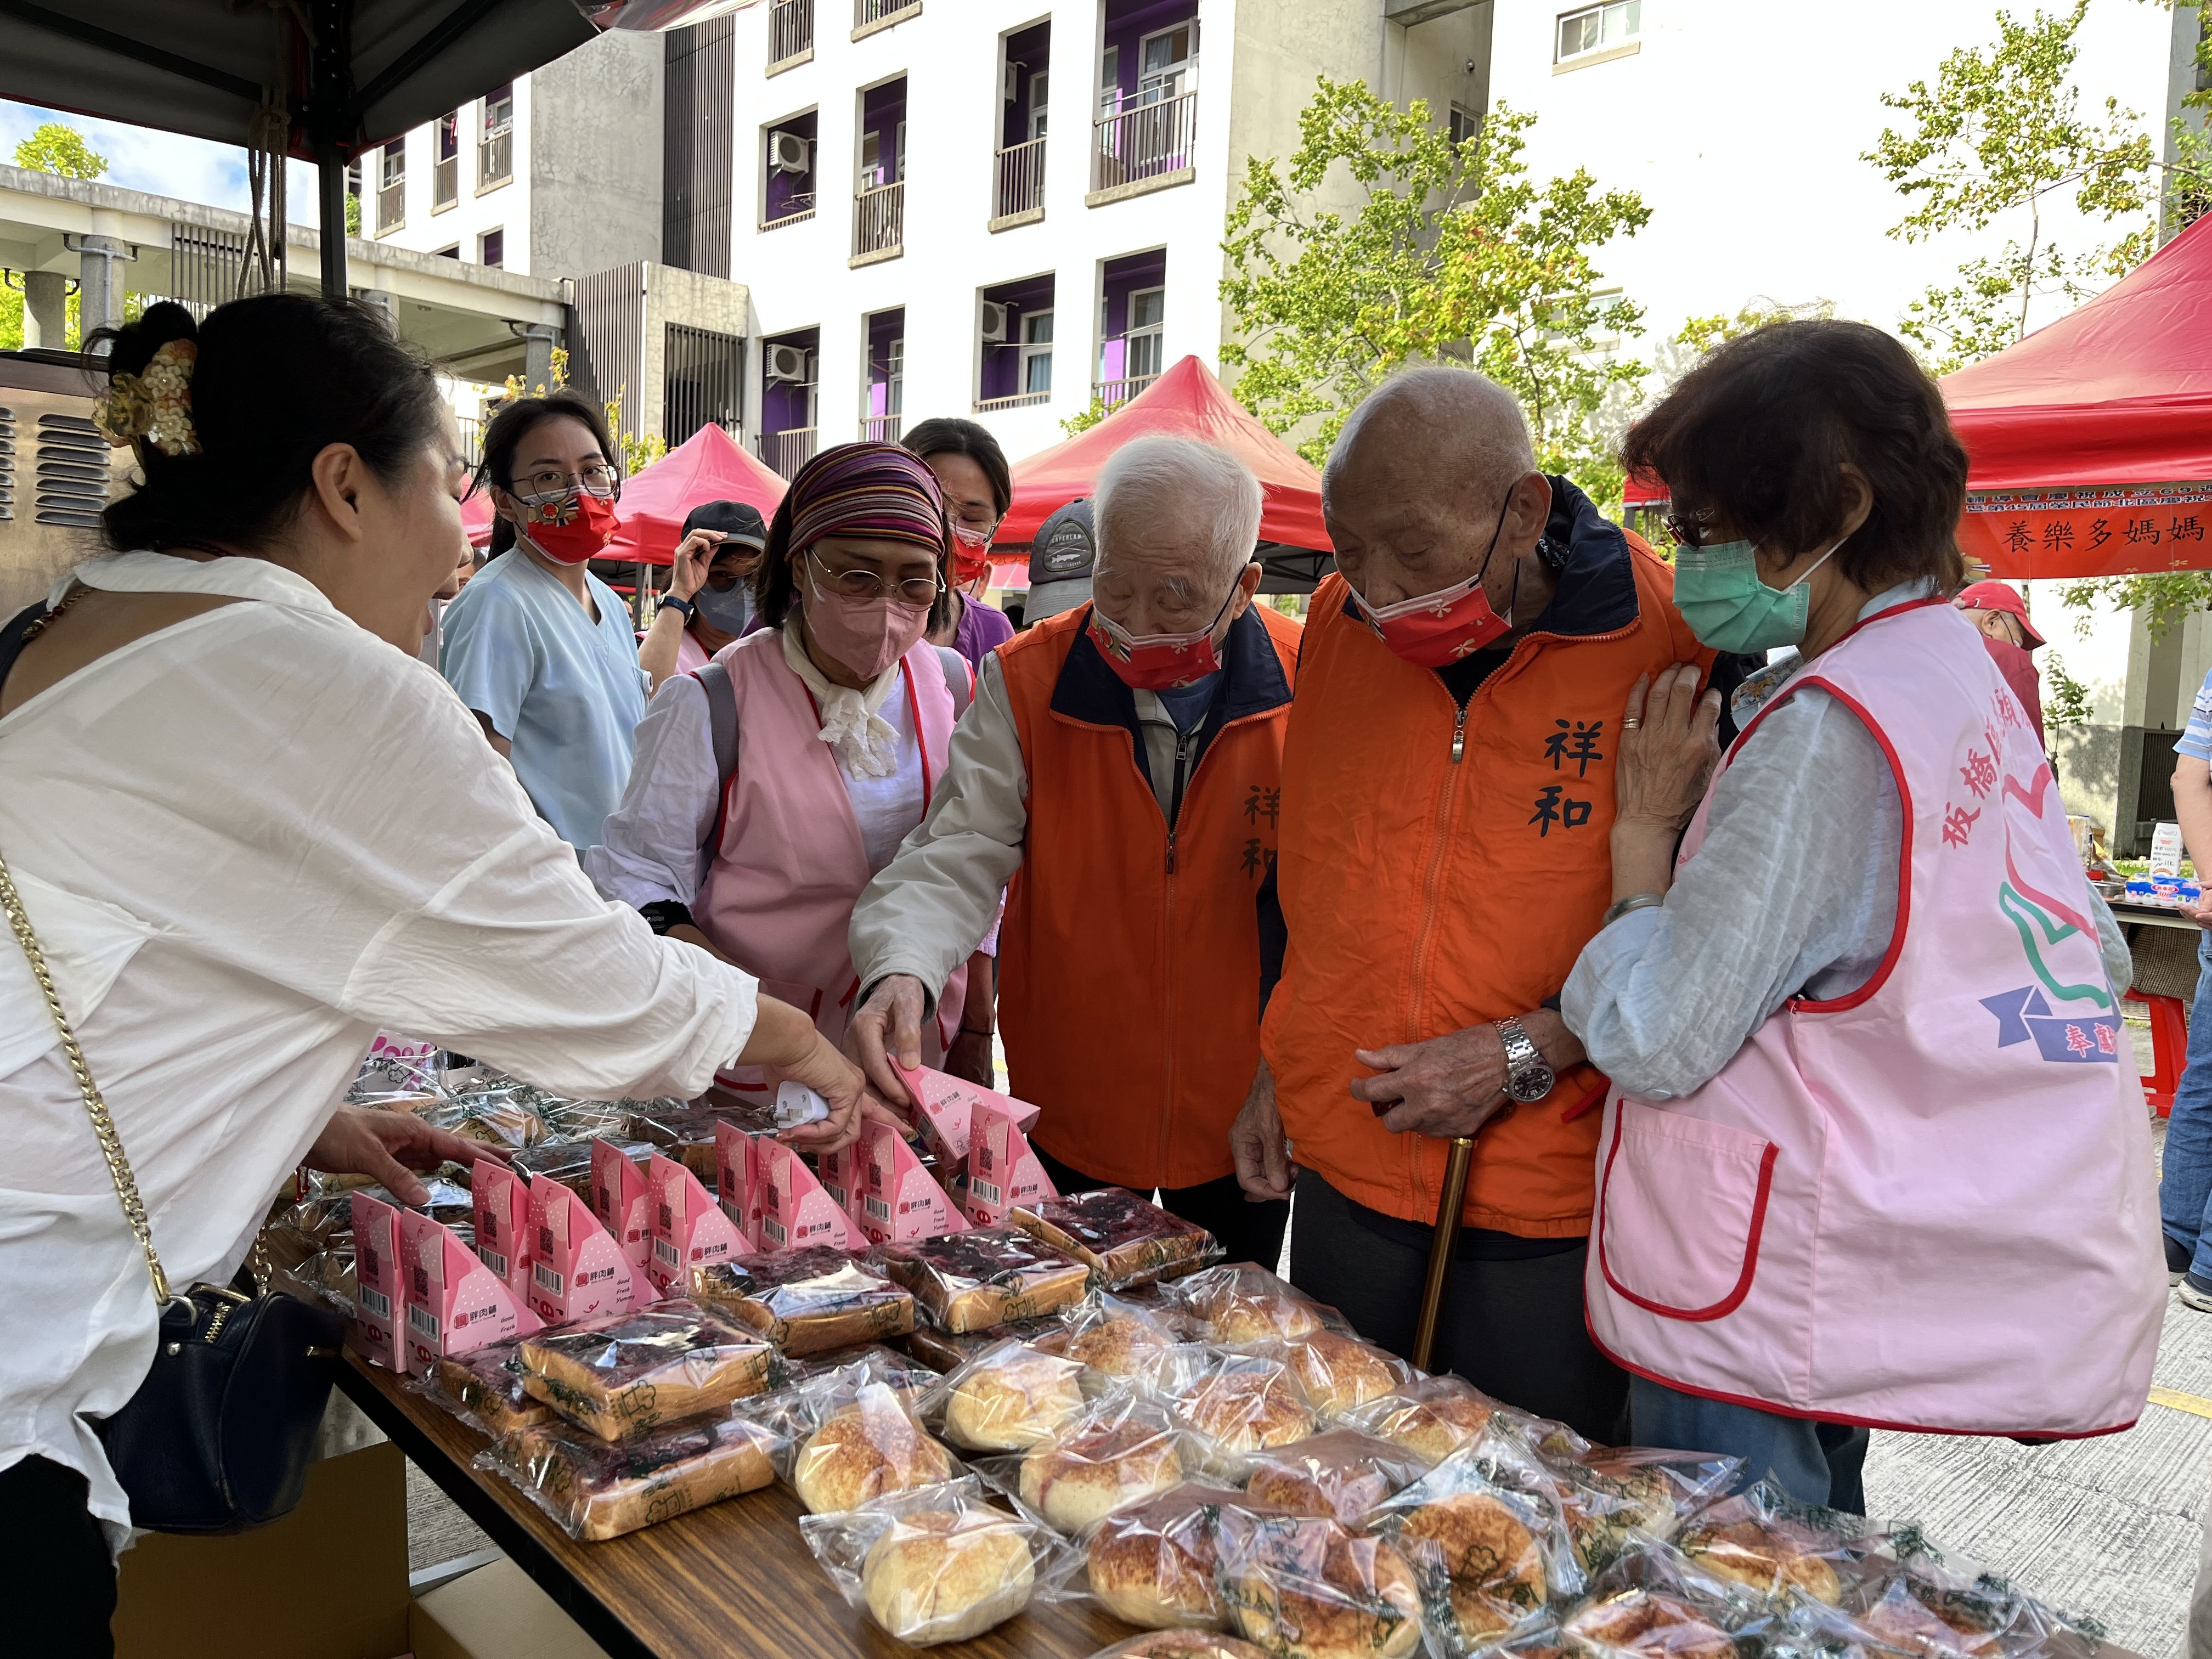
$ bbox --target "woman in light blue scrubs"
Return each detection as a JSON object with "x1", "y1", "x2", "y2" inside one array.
[{"x1": 441, "y1": 391, "x2": 650, "y2": 849}]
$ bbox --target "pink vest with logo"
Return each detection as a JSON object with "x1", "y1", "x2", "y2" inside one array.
[
  {"x1": 695, "y1": 630, "x2": 966, "y2": 1087},
  {"x1": 1585, "y1": 599, "x2": 2163, "y2": 1436}
]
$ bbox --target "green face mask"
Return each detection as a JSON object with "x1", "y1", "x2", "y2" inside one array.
[{"x1": 1672, "y1": 538, "x2": 1842, "y2": 654}]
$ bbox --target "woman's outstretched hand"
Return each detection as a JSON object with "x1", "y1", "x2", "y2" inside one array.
[
  {"x1": 305, "y1": 1105, "x2": 502, "y2": 1205},
  {"x1": 1615, "y1": 665, "x2": 1722, "y2": 835}
]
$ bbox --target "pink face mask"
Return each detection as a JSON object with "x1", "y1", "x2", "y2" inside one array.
[
  {"x1": 1347, "y1": 498, "x2": 1516, "y2": 667},
  {"x1": 803, "y1": 555, "x2": 934, "y2": 679}
]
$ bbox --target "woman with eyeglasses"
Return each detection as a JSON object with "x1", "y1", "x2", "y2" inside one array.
[
  {"x1": 439, "y1": 390, "x2": 648, "y2": 849},
  {"x1": 904, "y1": 417, "x2": 1017, "y2": 669},
  {"x1": 586, "y1": 443, "x2": 999, "y2": 1089}
]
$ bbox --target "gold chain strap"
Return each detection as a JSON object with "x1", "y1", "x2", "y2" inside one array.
[{"x1": 0, "y1": 844, "x2": 174, "y2": 1306}]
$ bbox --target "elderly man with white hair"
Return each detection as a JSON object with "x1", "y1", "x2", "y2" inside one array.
[{"x1": 848, "y1": 435, "x2": 1301, "y2": 1261}]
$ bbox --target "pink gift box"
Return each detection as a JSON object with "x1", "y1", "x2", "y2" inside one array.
[
  {"x1": 714, "y1": 1121, "x2": 765, "y2": 1248},
  {"x1": 895, "y1": 1063, "x2": 1042, "y2": 1167},
  {"x1": 399, "y1": 1208, "x2": 528, "y2": 1375},
  {"x1": 590, "y1": 1137, "x2": 657, "y2": 1300},
  {"x1": 470, "y1": 1158, "x2": 533, "y2": 1303},
  {"x1": 350, "y1": 1192, "x2": 407, "y2": 1371},
  {"x1": 525, "y1": 1175, "x2": 647, "y2": 1325},
  {"x1": 856, "y1": 1116, "x2": 967, "y2": 1245},
  {"x1": 962, "y1": 1098, "x2": 1058, "y2": 1227},
  {"x1": 756, "y1": 1139, "x2": 852, "y2": 1251},
  {"x1": 645, "y1": 1151, "x2": 749, "y2": 1291},
  {"x1": 817, "y1": 1140, "x2": 868, "y2": 1229}
]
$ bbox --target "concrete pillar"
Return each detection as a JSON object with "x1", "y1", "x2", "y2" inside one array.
[
  {"x1": 355, "y1": 289, "x2": 398, "y2": 333},
  {"x1": 74, "y1": 235, "x2": 133, "y2": 346},
  {"x1": 518, "y1": 323, "x2": 562, "y2": 394},
  {"x1": 22, "y1": 271, "x2": 67, "y2": 349}
]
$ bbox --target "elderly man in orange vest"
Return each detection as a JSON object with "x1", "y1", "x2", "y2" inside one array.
[
  {"x1": 848, "y1": 435, "x2": 1302, "y2": 1267},
  {"x1": 1232, "y1": 368, "x2": 1732, "y2": 1440}
]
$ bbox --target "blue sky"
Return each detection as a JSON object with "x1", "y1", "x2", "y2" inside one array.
[{"x1": 2, "y1": 98, "x2": 320, "y2": 220}]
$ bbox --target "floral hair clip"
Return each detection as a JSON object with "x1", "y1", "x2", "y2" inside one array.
[{"x1": 93, "y1": 337, "x2": 200, "y2": 457}]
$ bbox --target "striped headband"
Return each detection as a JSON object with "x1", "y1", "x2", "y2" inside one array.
[{"x1": 785, "y1": 442, "x2": 949, "y2": 560}]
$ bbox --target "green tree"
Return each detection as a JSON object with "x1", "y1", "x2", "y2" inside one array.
[
  {"x1": 1060, "y1": 393, "x2": 1111, "y2": 438},
  {"x1": 345, "y1": 191, "x2": 362, "y2": 236},
  {"x1": 1219, "y1": 79, "x2": 1650, "y2": 503},
  {"x1": 14, "y1": 121, "x2": 108, "y2": 180}
]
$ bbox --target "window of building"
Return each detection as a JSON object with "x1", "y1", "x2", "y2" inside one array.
[
  {"x1": 435, "y1": 244, "x2": 461, "y2": 258},
  {"x1": 886, "y1": 338, "x2": 904, "y2": 417},
  {"x1": 480, "y1": 228, "x2": 504, "y2": 267},
  {"x1": 860, "y1": 129, "x2": 884, "y2": 188},
  {"x1": 433, "y1": 112, "x2": 460, "y2": 211},
  {"x1": 1099, "y1": 45, "x2": 1120, "y2": 116},
  {"x1": 1029, "y1": 70, "x2": 1049, "y2": 140},
  {"x1": 1555, "y1": 1, "x2": 1639, "y2": 63},
  {"x1": 1020, "y1": 309, "x2": 1054, "y2": 396},
  {"x1": 1448, "y1": 103, "x2": 1479, "y2": 146},
  {"x1": 1125, "y1": 287, "x2": 1164, "y2": 379},
  {"x1": 481, "y1": 83, "x2": 515, "y2": 190},
  {"x1": 436, "y1": 112, "x2": 459, "y2": 161},
  {"x1": 764, "y1": 109, "x2": 819, "y2": 228},
  {"x1": 1137, "y1": 22, "x2": 1195, "y2": 101},
  {"x1": 375, "y1": 140, "x2": 405, "y2": 235}
]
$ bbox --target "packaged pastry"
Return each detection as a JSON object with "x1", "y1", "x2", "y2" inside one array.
[
  {"x1": 1675, "y1": 1481, "x2": 1879, "y2": 1606},
  {"x1": 1767, "y1": 1596, "x2": 1928, "y2": 1659},
  {"x1": 992, "y1": 1397, "x2": 1184, "y2": 1534},
  {"x1": 1009, "y1": 1188, "x2": 1220, "y2": 1288},
  {"x1": 1057, "y1": 1289, "x2": 1206, "y2": 1391},
  {"x1": 691, "y1": 1245, "x2": 915, "y2": 1354},
  {"x1": 799, "y1": 1479, "x2": 1063, "y2": 1646},
  {"x1": 1169, "y1": 1353, "x2": 1319, "y2": 1478},
  {"x1": 1242, "y1": 1429, "x2": 1427, "y2": 1526},
  {"x1": 1846, "y1": 1534, "x2": 2100, "y2": 1659},
  {"x1": 1543, "y1": 1447, "x2": 1741, "y2": 1573},
  {"x1": 1346, "y1": 1375, "x2": 1539, "y2": 1466},
  {"x1": 479, "y1": 1412, "x2": 781, "y2": 1541},
  {"x1": 1264, "y1": 1332, "x2": 1413, "y2": 1419},
  {"x1": 518, "y1": 1299, "x2": 774, "y2": 1441},
  {"x1": 922, "y1": 1338, "x2": 1089, "y2": 1452},
  {"x1": 877, "y1": 1227, "x2": 1092, "y2": 1333},
  {"x1": 901, "y1": 1313, "x2": 1073, "y2": 1373},
  {"x1": 508, "y1": 1139, "x2": 605, "y2": 1197},
  {"x1": 1572, "y1": 1534, "x2": 1793, "y2": 1657},
  {"x1": 790, "y1": 1380, "x2": 963, "y2": 1514},
  {"x1": 627, "y1": 1100, "x2": 778, "y2": 1181},
  {"x1": 1563, "y1": 1588, "x2": 1742, "y2": 1659},
  {"x1": 1084, "y1": 1484, "x2": 1260, "y2": 1629},
  {"x1": 776, "y1": 1343, "x2": 939, "y2": 1405},
  {"x1": 1172, "y1": 1263, "x2": 1345, "y2": 1347},
  {"x1": 1085, "y1": 1635, "x2": 1272, "y2": 1659},
  {"x1": 422, "y1": 1338, "x2": 556, "y2": 1437},
  {"x1": 1212, "y1": 1508, "x2": 1424, "y2": 1659}
]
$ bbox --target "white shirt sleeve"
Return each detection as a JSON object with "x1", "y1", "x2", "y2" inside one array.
[
  {"x1": 849, "y1": 652, "x2": 1030, "y2": 1002},
  {"x1": 583, "y1": 674, "x2": 722, "y2": 911}
]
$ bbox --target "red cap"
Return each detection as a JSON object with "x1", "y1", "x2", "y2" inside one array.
[{"x1": 1955, "y1": 580, "x2": 2044, "y2": 648}]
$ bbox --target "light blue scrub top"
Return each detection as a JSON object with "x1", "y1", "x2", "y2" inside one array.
[{"x1": 440, "y1": 549, "x2": 648, "y2": 849}]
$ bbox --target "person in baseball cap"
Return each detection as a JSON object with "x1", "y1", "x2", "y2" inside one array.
[
  {"x1": 1022, "y1": 496, "x2": 1098, "y2": 623},
  {"x1": 639, "y1": 499, "x2": 771, "y2": 690},
  {"x1": 1954, "y1": 579, "x2": 2046, "y2": 740}
]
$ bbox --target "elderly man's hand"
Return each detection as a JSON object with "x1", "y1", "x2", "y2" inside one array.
[
  {"x1": 1352, "y1": 1011, "x2": 1585, "y2": 1139},
  {"x1": 846, "y1": 974, "x2": 929, "y2": 1107},
  {"x1": 1231, "y1": 1062, "x2": 1295, "y2": 1202},
  {"x1": 306, "y1": 1105, "x2": 502, "y2": 1206}
]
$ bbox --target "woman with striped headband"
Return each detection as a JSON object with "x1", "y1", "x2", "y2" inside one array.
[{"x1": 586, "y1": 443, "x2": 997, "y2": 1093}]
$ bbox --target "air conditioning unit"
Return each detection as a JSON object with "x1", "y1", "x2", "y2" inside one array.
[
  {"x1": 766, "y1": 343, "x2": 811, "y2": 382},
  {"x1": 769, "y1": 131, "x2": 811, "y2": 173},
  {"x1": 979, "y1": 301, "x2": 1011, "y2": 343}
]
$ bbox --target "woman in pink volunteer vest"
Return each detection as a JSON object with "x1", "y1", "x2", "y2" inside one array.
[
  {"x1": 1561, "y1": 321, "x2": 2164, "y2": 1511},
  {"x1": 586, "y1": 443, "x2": 990, "y2": 1092}
]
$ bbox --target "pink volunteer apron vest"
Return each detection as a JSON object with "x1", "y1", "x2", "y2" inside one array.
[
  {"x1": 695, "y1": 630, "x2": 967, "y2": 1088},
  {"x1": 1585, "y1": 599, "x2": 2163, "y2": 1436}
]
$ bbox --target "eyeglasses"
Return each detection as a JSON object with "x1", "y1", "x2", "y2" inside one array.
[
  {"x1": 509, "y1": 463, "x2": 621, "y2": 503},
  {"x1": 1661, "y1": 512, "x2": 1713, "y2": 548},
  {"x1": 809, "y1": 550, "x2": 941, "y2": 606}
]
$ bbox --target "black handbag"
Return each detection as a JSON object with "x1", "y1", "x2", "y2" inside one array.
[{"x1": 0, "y1": 842, "x2": 347, "y2": 1534}]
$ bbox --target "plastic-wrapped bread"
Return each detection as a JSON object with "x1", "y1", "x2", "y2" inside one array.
[
  {"x1": 518, "y1": 1299, "x2": 775, "y2": 1441},
  {"x1": 1084, "y1": 1484, "x2": 1260, "y2": 1630},
  {"x1": 1344, "y1": 1375, "x2": 1511, "y2": 1465},
  {"x1": 877, "y1": 1227, "x2": 1092, "y2": 1333},
  {"x1": 1214, "y1": 1509, "x2": 1423, "y2": 1659},
  {"x1": 479, "y1": 1413, "x2": 781, "y2": 1540},
  {"x1": 1675, "y1": 1482, "x2": 1876, "y2": 1606},
  {"x1": 1544, "y1": 1448, "x2": 1742, "y2": 1573},
  {"x1": 901, "y1": 1313, "x2": 1072, "y2": 1373},
  {"x1": 1009, "y1": 1187, "x2": 1220, "y2": 1288},
  {"x1": 1085, "y1": 1636, "x2": 1272, "y2": 1659},
  {"x1": 691, "y1": 1245, "x2": 915, "y2": 1354},
  {"x1": 1267, "y1": 1333, "x2": 1412, "y2": 1418},
  {"x1": 1011, "y1": 1401, "x2": 1184, "y2": 1533},
  {"x1": 860, "y1": 1507, "x2": 1038, "y2": 1643},
  {"x1": 424, "y1": 1340, "x2": 556, "y2": 1437},
  {"x1": 1564, "y1": 1588, "x2": 1742, "y2": 1659},
  {"x1": 791, "y1": 1381, "x2": 962, "y2": 1514},
  {"x1": 1170, "y1": 1355, "x2": 1319, "y2": 1477},
  {"x1": 1172, "y1": 1263, "x2": 1344, "y2": 1347},
  {"x1": 927, "y1": 1339, "x2": 1088, "y2": 1452},
  {"x1": 1242, "y1": 1429, "x2": 1427, "y2": 1527}
]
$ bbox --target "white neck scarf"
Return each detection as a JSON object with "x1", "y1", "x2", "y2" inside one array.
[{"x1": 780, "y1": 622, "x2": 904, "y2": 778}]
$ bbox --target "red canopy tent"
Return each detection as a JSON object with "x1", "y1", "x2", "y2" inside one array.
[
  {"x1": 998, "y1": 356, "x2": 1331, "y2": 580},
  {"x1": 603, "y1": 422, "x2": 789, "y2": 566}
]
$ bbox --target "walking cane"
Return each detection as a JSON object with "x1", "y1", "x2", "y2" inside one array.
[{"x1": 1410, "y1": 1134, "x2": 1476, "y2": 1372}]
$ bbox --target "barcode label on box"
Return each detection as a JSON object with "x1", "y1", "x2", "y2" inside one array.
[
  {"x1": 478, "y1": 1246, "x2": 509, "y2": 1280},
  {"x1": 653, "y1": 1235, "x2": 681, "y2": 1269},
  {"x1": 864, "y1": 1195, "x2": 890, "y2": 1223},
  {"x1": 761, "y1": 1216, "x2": 788, "y2": 1247},
  {"x1": 359, "y1": 1285, "x2": 391, "y2": 1321},
  {"x1": 970, "y1": 1177, "x2": 1002, "y2": 1206},
  {"x1": 407, "y1": 1302, "x2": 440, "y2": 1340},
  {"x1": 532, "y1": 1260, "x2": 565, "y2": 1296}
]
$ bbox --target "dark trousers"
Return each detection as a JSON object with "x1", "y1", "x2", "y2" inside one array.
[
  {"x1": 1286, "y1": 1168, "x2": 1629, "y2": 1444},
  {"x1": 1628, "y1": 1375, "x2": 1871, "y2": 1514},
  {"x1": 0, "y1": 1456, "x2": 117, "y2": 1657},
  {"x1": 1035, "y1": 1148, "x2": 1291, "y2": 1273}
]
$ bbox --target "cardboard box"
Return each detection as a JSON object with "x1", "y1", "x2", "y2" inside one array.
[
  {"x1": 962, "y1": 1099, "x2": 1057, "y2": 1227},
  {"x1": 588, "y1": 1138, "x2": 656, "y2": 1300},
  {"x1": 400, "y1": 1207, "x2": 531, "y2": 1374},
  {"x1": 471, "y1": 1156, "x2": 533, "y2": 1302},
  {"x1": 525, "y1": 1175, "x2": 640, "y2": 1325},
  {"x1": 713, "y1": 1120, "x2": 764, "y2": 1246},
  {"x1": 856, "y1": 1117, "x2": 966, "y2": 1245},
  {"x1": 755, "y1": 1139, "x2": 852, "y2": 1250},
  {"x1": 408, "y1": 1558, "x2": 613, "y2": 1659},
  {"x1": 351, "y1": 1192, "x2": 407, "y2": 1371},
  {"x1": 895, "y1": 1063, "x2": 1042, "y2": 1167},
  {"x1": 645, "y1": 1150, "x2": 748, "y2": 1291}
]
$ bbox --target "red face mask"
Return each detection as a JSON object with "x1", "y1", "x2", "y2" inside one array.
[
  {"x1": 951, "y1": 522, "x2": 993, "y2": 588},
  {"x1": 1088, "y1": 587, "x2": 1238, "y2": 691},
  {"x1": 515, "y1": 490, "x2": 619, "y2": 566},
  {"x1": 1347, "y1": 498, "x2": 1515, "y2": 667}
]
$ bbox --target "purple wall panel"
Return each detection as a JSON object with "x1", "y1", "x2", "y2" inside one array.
[
  {"x1": 860, "y1": 80, "x2": 906, "y2": 183},
  {"x1": 764, "y1": 108, "x2": 817, "y2": 222},
  {"x1": 979, "y1": 274, "x2": 1055, "y2": 400},
  {"x1": 762, "y1": 326, "x2": 819, "y2": 436}
]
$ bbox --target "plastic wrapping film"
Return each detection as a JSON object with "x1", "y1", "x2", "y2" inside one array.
[
  {"x1": 919, "y1": 1338, "x2": 1093, "y2": 1453},
  {"x1": 1009, "y1": 1187, "x2": 1222, "y2": 1288},
  {"x1": 691, "y1": 1245, "x2": 916, "y2": 1354},
  {"x1": 763, "y1": 1376, "x2": 967, "y2": 1514},
  {"x1": 1242, "y1": 1429, "x2": 1430, "y2": 1527},
  {"x1": 1082, "y1": 1485, "x2": 1291, "y2": 1632},
  {"x1": 1540, "y1": 1447, "x2": 1741, "y2": 1575},
  {"x1": 1214, "y1": 1506, "x2": 1426, "y2": 1659},
  {"x1": 1170, "y1": 1263, "x2": 1351, "y2": 1348},
  {"x1": 517, "y1": 1298, "x2": 775, "y2": 1441},
  {"x1": 772, "y1": 1342, "x2": 941, "y2": 1406},
  {"x1": 1673, "y1": 1481, "x2": 1887, "y2": 1607},
  {"x1": 902, "y1": 1313, "x2": 1075, "y2": 1373},
  {"x1": 876, "y1": 1226, "x2": 1093, "y2": 1333},
  {"x1": 1559, "y1": 1536, "x2": 1787, "y2": 1659},
  {"x1": 627, "y1": 1099, "x2": 780, "y2": 1181},
  {"x1": 970, "y1": 1392, "x2": 1187, "y2": 1535},
  {"x1": 798, "y1": 1476, "x2": 1080, "y2": 1646},
  {"x1": 1343, "y1": 1376, "x2": 1587, "y2": 1468},
  {"x1": 477, "y1": 1411, "x2": 784, "y2": 1540},
  {"x1": 1167, "y1": 1352, "x2": 1321, "y2": 1480},
  {"x1": 1082, "y1": 1634, "x2": 1273, "y2": 1659},
  {"x1": 1843, "y1": 1527, "x2": 2109, "y2": 1659},
  {"x1": 1059, "y1": 1290, "x2": 1212, "y2": 1396},
  {"x1": 1260, "y1": 1333, "x2": 1415, "y2": 1420},
  {"x1": 417, "y1": 1338, "x2": 557, "y2": 1437}
]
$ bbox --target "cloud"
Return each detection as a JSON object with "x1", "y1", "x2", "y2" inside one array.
[{"x1": 0, "y1": 99, "x2": 325, "y2": 221}]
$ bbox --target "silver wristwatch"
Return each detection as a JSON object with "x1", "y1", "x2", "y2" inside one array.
[{"x1": 1496, "y1": 1017, "x2": 1557, "y2": 1104}]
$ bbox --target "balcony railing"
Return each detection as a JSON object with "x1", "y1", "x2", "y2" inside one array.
[
  {"x1": 1092, "y1": 374, "x2": 1160, "y2": 410},
  {"x1": 757, "y1": 427, "x2": 819, "y2": 480},
  {"x1": 769, "y1": 0, "x2": 814, "y2": 65},
  {"x1": 854, "y1": 0, "x2": 917, "y2": 25},
  {"x1": 376, "y1": 179, "x2": 404, "y2": 234},
  {"x1": 975, "y1": 391, "x2": 1052, "y2": 413},
  {"x1": 994, "y1": 137, "x2": 1046, "y2": 222},
  {"x1": 478, "y1": 129, "x2": 512, "y2": 190},
  {"x1": 762, "y1": 194, "x2": 817, "y2": 231},
  {"x1": 861, "y1": 413, "x2": 903, "y2": 443},
  {"x1": 433, "y1": 154, "x2": 458, "y2": 211},
  {"x1": 1093, "y1": 89, "x2": 1198, "y2": 193},
  {"x1": 852, "y1": 180, "x2": 904, "y2": 258}
]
